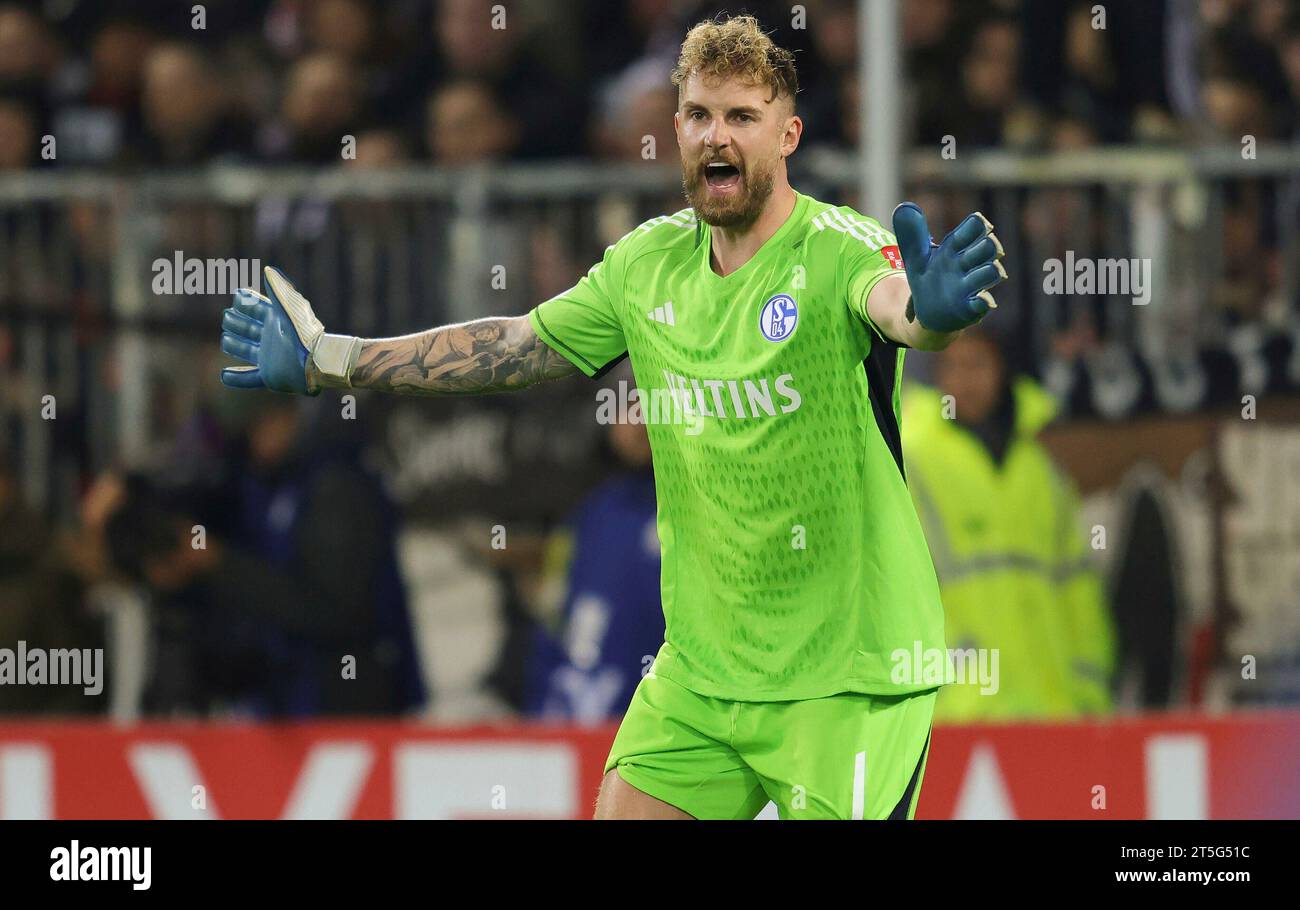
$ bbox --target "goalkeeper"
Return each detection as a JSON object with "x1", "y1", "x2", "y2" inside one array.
[{"x1": 218, "y1": 15, "x2": 1006, "y2": 819}]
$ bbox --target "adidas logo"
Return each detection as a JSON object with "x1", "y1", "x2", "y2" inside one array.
[{"x1": 647, "y1": 301, "x2": 676, "y2": 326}]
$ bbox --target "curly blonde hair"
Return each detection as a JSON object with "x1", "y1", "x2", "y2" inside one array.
[{"x1": 671, "y1": 15, "x2": 799, "y2": 106}]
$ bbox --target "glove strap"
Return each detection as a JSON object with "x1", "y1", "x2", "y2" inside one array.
[{"x1": 312, "y1": 333, "x2": 363, "y2": 387}]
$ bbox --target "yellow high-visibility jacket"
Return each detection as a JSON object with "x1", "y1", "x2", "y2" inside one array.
[{"x1": 902, "y1": 379, "x2": 1114, "y2": 722}]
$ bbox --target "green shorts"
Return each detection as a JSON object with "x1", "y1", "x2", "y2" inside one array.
[{"x1": 605, "y1": 671, "x2": 937, "y2": 819}]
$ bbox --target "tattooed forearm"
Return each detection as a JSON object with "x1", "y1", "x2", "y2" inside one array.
[{"x1": 315, "y1": 315, "x2": 580, "y2": 396}]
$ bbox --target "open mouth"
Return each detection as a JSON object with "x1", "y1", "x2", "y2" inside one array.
[{"x1": 704, "y1": 161, "x2": 741, "y2": 190}]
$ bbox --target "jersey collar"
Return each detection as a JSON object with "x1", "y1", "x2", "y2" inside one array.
[{"x1": 699, "y1": 191, "x2": 810, "y2": 284}]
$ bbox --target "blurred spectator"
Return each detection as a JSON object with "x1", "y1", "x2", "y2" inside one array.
[
  {"x1": 781, "y1": 0, "x2": 857, "y2": 147},
  {"x1": 0, "y1": 447, "x2": 105, "y2": 714},
  {"x1": 0, "y1": 3, "x2": 58, "y2": 142},
  {"x1": 913, "y1": 9, "x2": 1035, "y2": 149},
  {"x1": 903, "y1": 0, "x2": 957, "y2": 60},
  {"x1": 425, "y1": 0, "x2": 587, "y2": 158},
  {"x1": 525, "y1": 404, "x2": 663, "y2": 724},
  {"x1": 528, "y1": 221, "x2": 585, "y2": 304},
  {"x1": 1281, "y1": 25, "x2": 1300, "y2": 134},
  {"x1": 1056, "y1": 2, "x2": 1128, "y2": 142},
  {"x1": 0, "y1": 4, "x2": 58, "y2": 117},
  {"x1": 0, "y1": 97, "x2": 37, "y2": 169},
  {"x1": 304, "y1": 0, "x2": 377, "y2": 62},
  {"x1": 86, "y1": 16, "x2": 156, "y2": 100},
  {"x1": 902, "y1": 330, "x2": 1116, "y2": 722},
  {"x1": 592, "y1": 58, "x2": 677, "y2": 161},
  {"x1": 134, "y1": 43, "x2": 252, "y2": 167},
  {"x1": 346, "y1": 128, "x2": 410, "y2": 169},
  {"x1": 70, "y1": 16, "x2": 157, "y2": 162},
  {"x1": 104, "y1": 396, "x2": 426, "y2": 717},
  {"x1": 1201, "y1": 75, "x2": 1279, "y2": 140},
  {"x1": 958, "y1": 15, "x2": 1022, "y2": 148},
  {"x1": 264, "y1": 52, "x2": 361, "y2": 163},
  {"x1": 419, "y1": 75, "x2": 532, "y2": 320},
  {"x1": 1213, "y1": 182, "x2": 1281, "y2": 324},
  {"x1": 583, "y1": 0, "x2": 683, "y2": 84},
  {"x1": 1021, "y1": 0, "x2": 1172, "y2": 145},
  {"x1": 424, "y1": 80, "x2": 520, "y2": 165}
]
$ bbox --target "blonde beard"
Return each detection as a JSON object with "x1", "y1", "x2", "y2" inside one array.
[{"x1": 682, "y1": 159, "x2": 778, "y2": 228}]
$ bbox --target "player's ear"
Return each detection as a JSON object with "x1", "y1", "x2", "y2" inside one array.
[{"x1": 781, "y1": 112, "x2": 802, "y2": 158}]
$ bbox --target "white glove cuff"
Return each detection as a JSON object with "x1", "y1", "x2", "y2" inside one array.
[{"x1": 312, "y1": 333, "x2": 363, "y2": 387}]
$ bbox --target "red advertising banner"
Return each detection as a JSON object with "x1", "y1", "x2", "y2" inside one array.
[{"x1": 0, "y1": 711, "x2": 1295, "y2": 819}]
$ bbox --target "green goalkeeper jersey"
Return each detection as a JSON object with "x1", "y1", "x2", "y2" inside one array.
[{"x1": 529, "y1": 191, "x2": 946, "y2": 701}]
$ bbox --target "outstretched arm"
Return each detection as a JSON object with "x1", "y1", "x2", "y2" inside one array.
[
  {"x1": 220, "y1": 266, "x2": 578, "y2": 396},
  {"x1": 865, "y1": 273, "x2": 959, "y2": 352},
  {"x1": 867, "y1": 203, "x2": 1007, "y2": 352},
  {"x1": 318, "y1": 316, "x2": 579, "y2": 396}
]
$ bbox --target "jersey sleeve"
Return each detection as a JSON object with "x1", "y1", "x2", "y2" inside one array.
[
  {"x1": 837, "y1": 212, "x2": 908, "y2": 345},
  {"x1": 529, "y1": 239, "x2": 628, "y2": 378}
]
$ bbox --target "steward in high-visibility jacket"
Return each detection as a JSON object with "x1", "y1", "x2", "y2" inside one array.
[{"x1": 902, "y1": 351, "x2": 1114, "y2": 723}]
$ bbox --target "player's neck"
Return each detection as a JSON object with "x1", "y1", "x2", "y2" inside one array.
[{"x1": 708, "y1": 183, "x2": 797, "y2": 277}]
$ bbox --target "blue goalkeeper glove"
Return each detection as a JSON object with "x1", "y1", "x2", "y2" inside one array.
[
  {"x1": 219, "y1": 266, "x2": 361, "y2": 394},
  {"x1": 892, "y1": 202, "x2": 1007, "y2": 333}
]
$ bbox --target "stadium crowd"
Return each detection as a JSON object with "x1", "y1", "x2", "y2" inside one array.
[{"x1": 0, "y1": 0, "x2": 1298, "y2": 173}]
